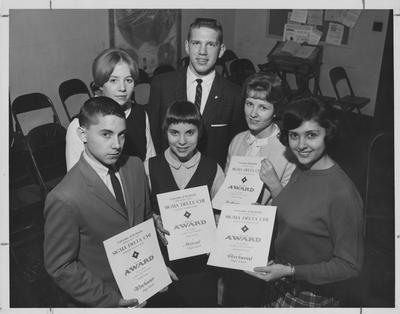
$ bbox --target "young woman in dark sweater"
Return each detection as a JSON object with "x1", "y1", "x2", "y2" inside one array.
[{"x1": 246, "y1": 97, "x2": 364, "y2": 307}]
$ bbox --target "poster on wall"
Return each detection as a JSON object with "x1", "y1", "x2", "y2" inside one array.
[
  {"x1": 266, "y1": 9, "x2": 354, "y2": 46},
  {"x1": 109, "y1": 9, "x2": 181, "y2": 76}
]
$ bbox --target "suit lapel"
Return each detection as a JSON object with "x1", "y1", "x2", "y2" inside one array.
[
  {"x1": 202, "y1": 72, "x2": 223, "y2": 123},
  {"x1": 174, "y1": 68, "x2": 188, "y2": 101},
  {"x1": 119, "y1": 161, "x2": 135, "y2": 227},
  {"x1": 78, "y1": 155, "x2": 128, "y2": 220}
]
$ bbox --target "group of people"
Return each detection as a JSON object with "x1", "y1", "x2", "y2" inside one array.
[{"x1": 43, "y1": 17, "x2": 364, "y2": 308}]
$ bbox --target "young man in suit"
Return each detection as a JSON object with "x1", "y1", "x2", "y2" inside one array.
[
  {"x1": 44, "y1": 97, "x2": 155, "y2": 307},
  {"x1": 148, "y1": 18, "x2": 247, "y2": 168}
]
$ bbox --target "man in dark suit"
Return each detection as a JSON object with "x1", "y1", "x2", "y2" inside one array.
[
  {"x1": 43, "y1": 97, "x2": 154, "y2": 307},
  {"x1": 148, "y1": 18, "x2": 246, "y2": 168}
]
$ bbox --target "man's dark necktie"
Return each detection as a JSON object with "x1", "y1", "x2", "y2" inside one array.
[
  {"x1": 194, "y1": 78, "x2": 203, "y2": 110},
  {"x1": 108, "y1": 167, "x2": 127, "y2": 214}
]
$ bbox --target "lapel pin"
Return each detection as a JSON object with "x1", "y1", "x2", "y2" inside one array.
[{"x1": 214, "y1": 95, "x2": 218, "y2": 99}]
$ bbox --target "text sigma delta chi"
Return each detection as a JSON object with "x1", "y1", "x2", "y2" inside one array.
[
  {"x1": 225, "y1": 215, "x2": 270, "y2": 222},
  {"x1": 125, "y1": 255, "x2": 154, "y2": 275},
  {"x1": 112, "y1": 232, "x2": 152, "y2": 255},
  {"x1": 231, "y1": 167, "x2": 259, "y2": 173},
  {"x1": 163, "y1": 198, "x2": 206, "y2": 210}
]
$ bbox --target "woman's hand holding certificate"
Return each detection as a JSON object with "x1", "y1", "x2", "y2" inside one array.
[{"x1": 207, "y1": 203, "x2": 276, "y2": 271}]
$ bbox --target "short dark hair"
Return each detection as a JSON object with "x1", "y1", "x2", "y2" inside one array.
[
  {"x1": 279, "y1": 97, "x2": 339, "y2": 147},
  {"x1": 187, "y1": 18, "x2": 223, "y2": 43},
  {"x1": 242, "y1": 73, "x2": 288, "y2": 117},
  {"x1": 92, "y1": 48, "x2": 139, "y2": 90},
  {"x1": 78, "y1": 96, "x2": 125, "y2": 128},
  {"x1": 162, "y1": 101, "x2": 204, "y2": 138}
]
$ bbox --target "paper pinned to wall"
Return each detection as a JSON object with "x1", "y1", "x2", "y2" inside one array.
[
  {"x1": 290, "y1": 10, "x2": 308, "y2": 24},
  {"x1": 283, "y1": 23, "x2": 313, "y2": 43},
  {"x1": 342, "y1": 10, "x2": 361, "y2": 28},
  {"x1": 308, "y1": 28, "x2": 322, "y2": 45},
  {"x1": 325, "y1": 10, "x2": 344, "y2": 23},
  {"x1": 307, "y1": 10, "x2": 323, "y2": 26},
  {"x1": 283, "y1": 23, "x2": 296, "y2": 41},
  {"x1": 326, "y1": 22, "x2": 344, "y2": 46}
]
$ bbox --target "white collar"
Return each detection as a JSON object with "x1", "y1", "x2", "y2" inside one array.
[
  {"x1": 186, "y1": 67, "x2": 215, "y2": 86},
  {"x1": 246, "y1": 123, "x2": 280, "y2": 146},
  {"x1": 164, "y1": 148, "x2": 201, "y2": 170},
  {"x1": 83, "y1": 151, "x2": 111, "y2": 179}
]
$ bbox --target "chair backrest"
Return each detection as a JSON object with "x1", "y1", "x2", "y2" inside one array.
[
  {"x1": 218, "y1": 49, "x2": 238, "y2": 77},
  {"x1": 89, "y1": 81, "x2": 100, "y2": 96},
  {"x1": 178, "y1": 56, "x2": 190, "y2": 69},
  {"x1": 59, "y1": 78, "x2": 91, "y2": 121},
  {"x1": 134, "y1": 82, "x2": 151, "y2": 106},
  {"x1": 329, "y1": 66, "x2": 355, "y2": 99},
  {"x1": 153, "y1": 64, "x2": 175, "y2": 77},
  {"x1": 220, "y1": 49, "x2": 238, "y2": 63},
  {"x1": 26, "y1": 123, "x2": 67, "y2": 195},
  {"x1": 137, "y1": 69, "x2": 151, "y2": 84},
  {"x1": 11, "y1": 93, "x2": 61, "y2": 135},
  {"x1": 364, "y1": 131, "x2": 394, "y2": 244},
  {"x1": 229, "y1": 58, "x2": 256, "y2": 86}
]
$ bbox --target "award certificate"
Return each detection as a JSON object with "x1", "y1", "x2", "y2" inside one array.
[
  {"x1": 157, "y1": 185, "x2": 216, "y2": 261},
  {"x1": 212, "y1": 156, "x2": 264, "y2": 210},
  {"x1": 103, "y1": 218, "x2": 172, "y2": 303},
  {"x1": 207, "y1": 203, "x2": 276, "y2": 271}
]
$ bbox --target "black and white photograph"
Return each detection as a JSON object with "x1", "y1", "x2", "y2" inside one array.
[{"x1": 2, "y1": 1, "x2": 398, "y2": 312}]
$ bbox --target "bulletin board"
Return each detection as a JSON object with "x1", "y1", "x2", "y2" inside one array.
[{"x1": 266, "y1": 9, "x2": 352, "y2": 46}]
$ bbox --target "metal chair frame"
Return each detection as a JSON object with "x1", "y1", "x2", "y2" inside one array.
[
  {"x1": 59, "y1": 78, "x2": 91, "y2": 121},
  {"x1": 329, "y1": 66, "x2": 370, "y2": 114}
]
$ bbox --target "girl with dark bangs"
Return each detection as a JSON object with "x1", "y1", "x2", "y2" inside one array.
[
  {"x1": 145, "y1": 101, "x2": 224, "y2": 307},
  {"x1": 246, "y1": 97, "x2": 364, "y2": 307}
]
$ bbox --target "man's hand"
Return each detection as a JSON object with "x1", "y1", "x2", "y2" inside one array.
[
  {"x1": 159, "y1": 267, "x2": 179, "y2": 293},
  {"x1": 167, "y1": 266, "x2": 179, "y2": 281},
  {"x1": 153, "y1": 213, "x2": 169, "y2": 245},
  {"x1": 118, "y1": 298, "x2": 147, "y2": 307}
]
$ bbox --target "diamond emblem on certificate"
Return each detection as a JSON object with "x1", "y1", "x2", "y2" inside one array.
[
  {"x1": 184, "y1": 211, "x2": 191, "y2": 218},
  {"x1": 132, "y1": 251, "x2": 139, "y2": 258},
  {"x1": 241, "y1": 176, "x2": 247, "y2": 183},
  {"x1": 241, "y1": 225, "x2": 249, "y2": 233}
]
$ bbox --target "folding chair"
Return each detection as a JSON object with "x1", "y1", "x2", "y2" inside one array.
[
  {"x1": 138, "y1": 68, "x2": 151, "y2": 84},
  {"x1": 25, "y1": 123, "x2": 67, "y2": 195},
  {"x1": 217, "y1": 49, "x2": 238, "y2": 78},
  {"x1": 134, "y1": 83, "x2": 151, "y2": 106},
  {"x1": 153, "y1": 64, "x2": 175, "y2": 77},
  {"x1": 364, "y1": 131, "x2": 394, "y2": 246},
  {"x1": 178, "y1": 56, "x2": 190, "y2": 69},
  {"x1": 11, "y1": 93, "x2": 61, "y2": 136},
  {"x1": 229, "y1": 58, "x2": 256, "y2": 86},
  {"x1": 89, "y1": 81, "x2": 100, "y2": 96},
  {"x1": 59, "y1": 78, "x2": 91, "y2": 121},
  {"x1": 329, "y1": 66, "x2": 370, "y2": 114}
]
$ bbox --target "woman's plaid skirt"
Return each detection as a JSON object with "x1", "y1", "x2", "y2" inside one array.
[{"x1": 266, "y1": 277, "x2": 340, "y2": 307}]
